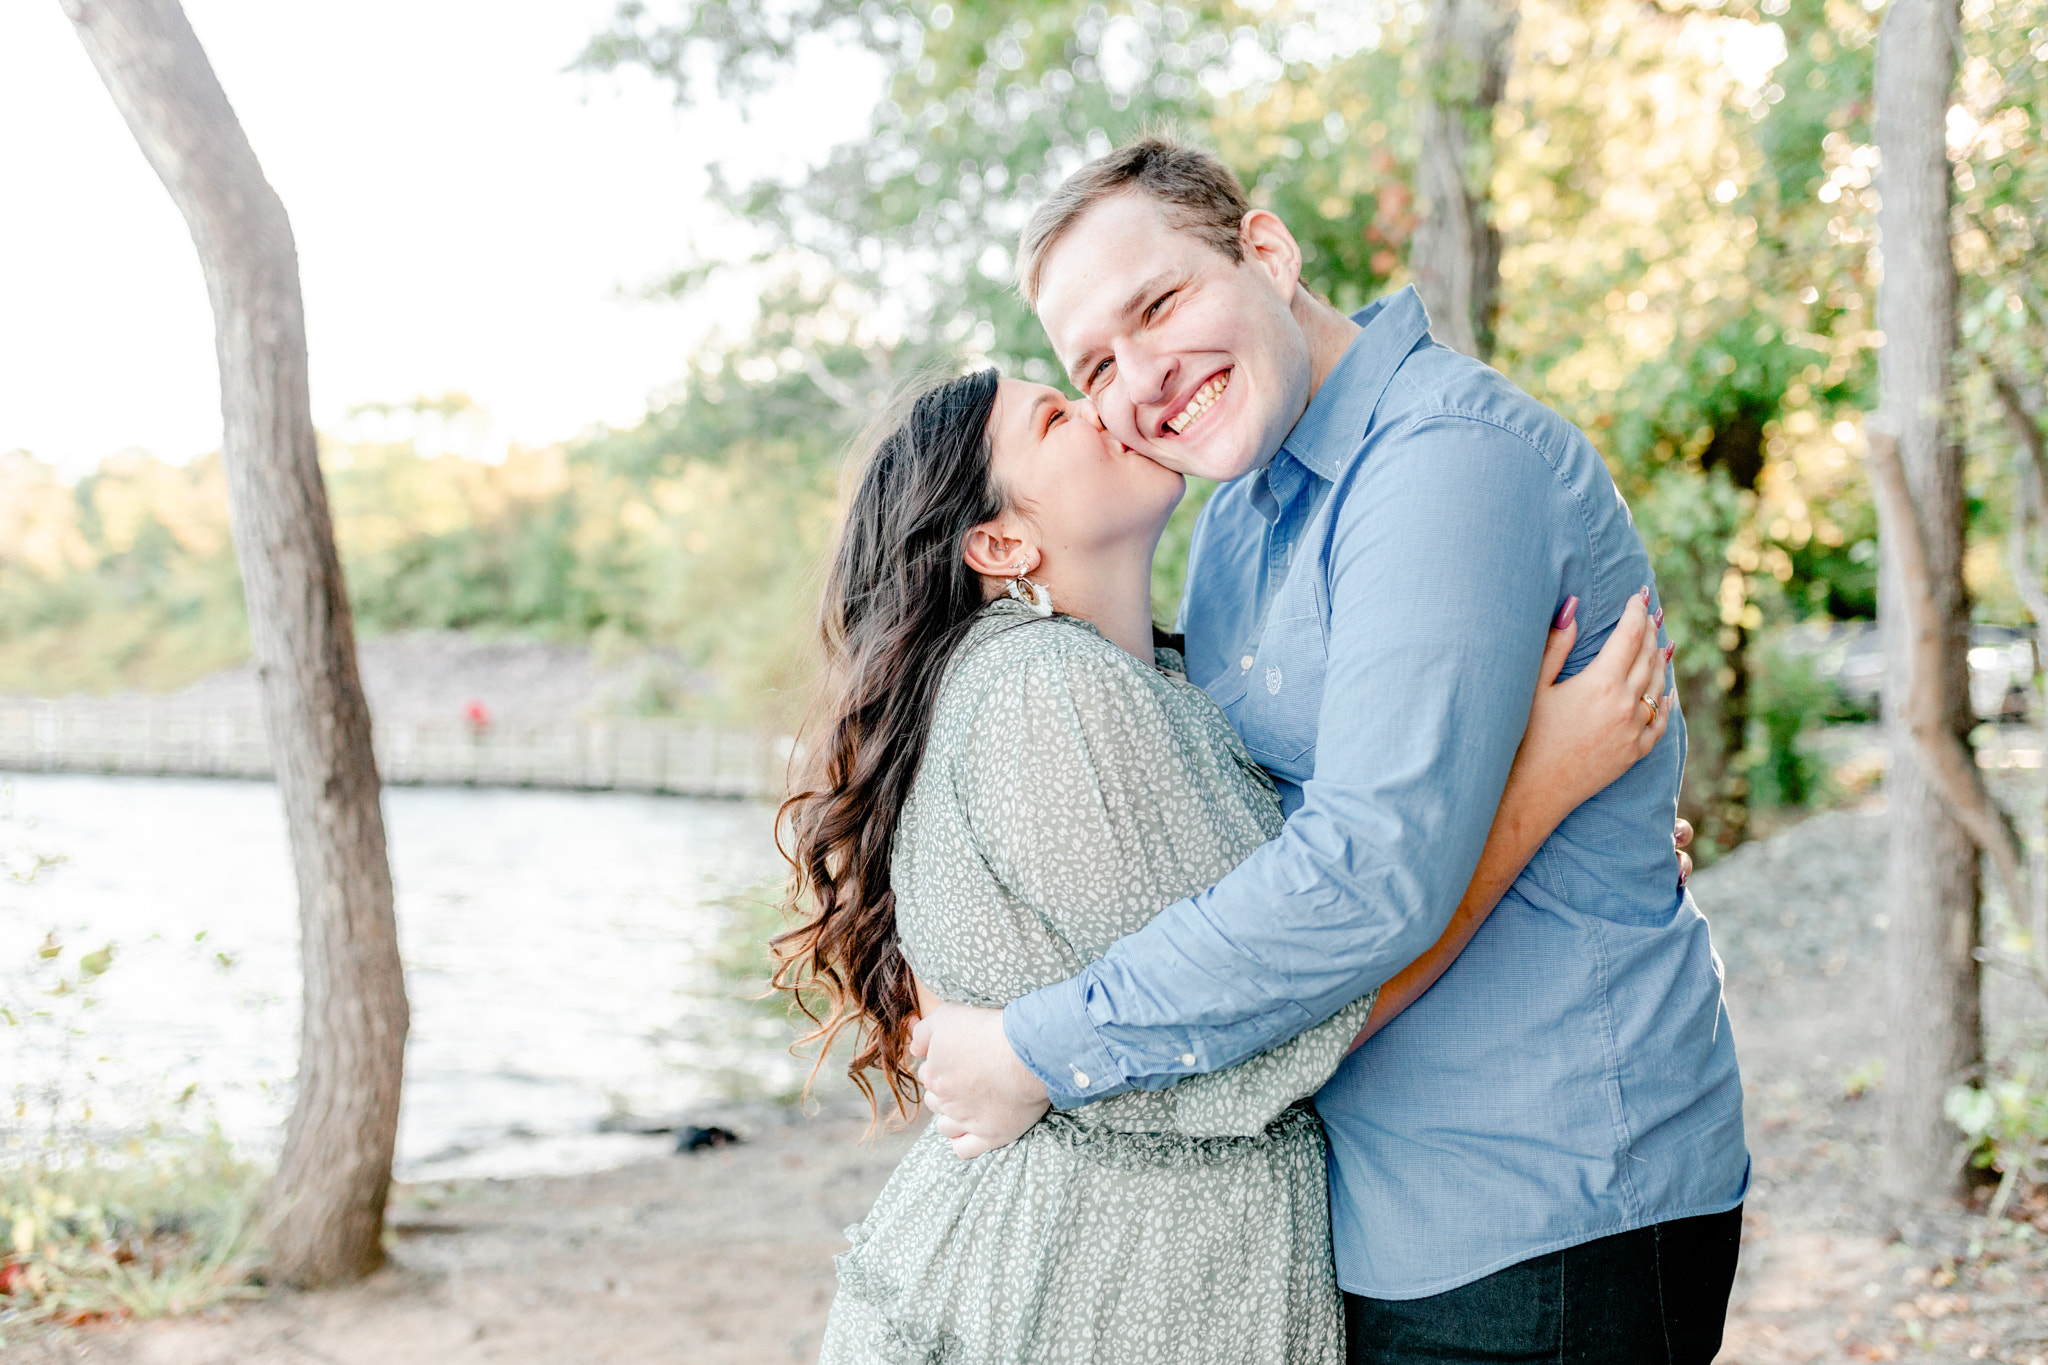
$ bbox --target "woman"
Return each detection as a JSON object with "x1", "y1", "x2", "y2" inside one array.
[{"x1": 775, "y1": 369, "x2": 1676, "y2": 1364}]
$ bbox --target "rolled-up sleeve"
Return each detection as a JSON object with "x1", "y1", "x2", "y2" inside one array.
[{"x1": 1006, "y1": 414, "x2": 1576, "y2": 1105}]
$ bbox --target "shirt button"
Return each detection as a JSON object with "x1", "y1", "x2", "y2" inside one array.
[
  {"x1": 1181, "y1": 1053, "x2": 1197, "y2": 1065},
  {"x1": 1240, "y1": 654, "x2": 1254, "y2": 671},
  {"x1": 1071, "y1": 1070, "x2": 1090, "y2": 1089}
]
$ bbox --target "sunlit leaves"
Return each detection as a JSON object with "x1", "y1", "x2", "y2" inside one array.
[{"x1": 585, "y1": 1, "x2": 1416, "y2": 380}]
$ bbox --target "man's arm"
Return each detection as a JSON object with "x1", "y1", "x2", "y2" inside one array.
[{"x1": 914, "y1": 417, "x2": 1577, "y2": 1132}]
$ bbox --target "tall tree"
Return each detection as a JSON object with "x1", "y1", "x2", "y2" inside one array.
[
  {"x1": 58, "y1": 0, "x2": 409, "y2": 1283},
  {"x1": 1410, "y1": 0, "x2": 1515, "y2": 360},
  {"x1": 1869, "y1": 0, "x2": 1980, "y2": 1203}
]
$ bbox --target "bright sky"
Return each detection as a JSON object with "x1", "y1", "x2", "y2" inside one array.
[{"x1": 0, "y1": 2, "x2": 881, "y2": 479}]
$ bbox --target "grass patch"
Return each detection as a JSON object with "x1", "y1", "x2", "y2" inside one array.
[
  {"x1": 705, "y1": 882, "x2": 803, "y2": 1022},
  {"x1": 688, "y1": 881, "x2": 876, "y2": 1111},
  {"x1": 0, "y1": 1130, "x2": 265, "y2": 1340}
]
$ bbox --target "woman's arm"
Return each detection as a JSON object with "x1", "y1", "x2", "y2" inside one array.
[{"x1": 1350, "y1": 590, "x2": 1675, "y2": 1050}]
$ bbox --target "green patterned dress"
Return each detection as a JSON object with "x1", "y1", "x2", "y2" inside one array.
[{"x1": 817, "y1": 598, "x2": 1376, "y2": 1365}]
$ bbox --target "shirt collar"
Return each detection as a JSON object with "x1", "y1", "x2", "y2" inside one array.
[
  {"x1": 1249, "y1": 445, "x2": 1316, "y2": 524},
  {"x1": 1276, "y1": 286, "x2": 1432, "y2": 484}
]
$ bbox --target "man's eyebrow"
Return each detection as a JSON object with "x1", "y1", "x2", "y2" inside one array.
[
  {"x1": 1064, "y1": 270, "x2": 1179, "y2": 385},
  {"x1": 1114, "y1": 270, "x2": 1179, "y2": 329}
]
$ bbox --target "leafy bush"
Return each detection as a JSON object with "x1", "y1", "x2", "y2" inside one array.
[
  {"x1": 1746, "y1": 644, "x2": 1836, "y2": 811},
  {"x1": 1947, "y1": 1053, "x2": 2048, "y2": 1230},
  {"x1": 0, "y1": 1134, "x2": 265, "y2": 1338},
  {"x1": 1, "y1": 799, "x2": 267, "y2": 1342}
]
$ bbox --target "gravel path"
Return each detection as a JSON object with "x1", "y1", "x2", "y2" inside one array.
[{"x1": 1697, "y1": 805, "x2": 2048, "y2": 1363}]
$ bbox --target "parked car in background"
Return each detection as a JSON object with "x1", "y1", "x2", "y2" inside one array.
[
  {"x1": 1793, "y1": 620, "x2": 2037, "y2": 722},
  {"x1": 1968, "y1": 625, "x2": 2037, "y2": 723}
]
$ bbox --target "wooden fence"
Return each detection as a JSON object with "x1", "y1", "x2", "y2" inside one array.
[{"x1": 0, "y1": 699, "x2": 790, "y2": 800}]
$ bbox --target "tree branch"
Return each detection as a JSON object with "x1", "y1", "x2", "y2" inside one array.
[
  {"x1": 1993, "y1": 369, "x2": 2048, "y2": 493},
  {"x1": 2002, "y1": 449, "x2": 2048, "y2": 644},
  {"x1": 1991, "y1": 372, "x2": 2048, "y2": 988},
  {"x1": 1866, "y1": 433, "x2": 2033, "y2": 947}
]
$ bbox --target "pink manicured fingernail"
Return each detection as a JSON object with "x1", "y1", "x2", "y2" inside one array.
[
  {"x1": 1653, "y1": 607, "x2": 1664, "y2": 630},
  {"x1": 1664, "y1": 644, "x2": 1675, "y2": 662},
  {"x1": 1639, "y1": 586, "x2": 1651, "y2": 603},
  {"x1": 1553, "y1": 596, "x2": 1579, "y2": 629}
]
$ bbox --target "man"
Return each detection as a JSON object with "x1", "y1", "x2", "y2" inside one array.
[{"x1": 912, "y1": 134, "x2": 1748, "y2": 1360}]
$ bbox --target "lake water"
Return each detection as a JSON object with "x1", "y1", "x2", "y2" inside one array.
[{"x1": 0, "y1": 771, "x2": 799, "y2": 1180}]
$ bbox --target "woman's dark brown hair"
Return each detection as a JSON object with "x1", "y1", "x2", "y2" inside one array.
[{"x1": 771, "y1": 368, "x2": 1007, "y2": 1118}]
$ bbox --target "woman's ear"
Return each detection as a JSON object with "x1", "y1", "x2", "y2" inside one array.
[{"x1": 962, "y1": 519, "x2": 1038, "y2": 580}]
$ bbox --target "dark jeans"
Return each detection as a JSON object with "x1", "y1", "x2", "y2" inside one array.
[{"x1": 1344, "y1": 1206, "x2": 1743, "y2": 1364}]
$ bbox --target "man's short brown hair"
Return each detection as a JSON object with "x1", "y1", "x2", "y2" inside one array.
[{"x1": 1017, "y1": 131, "x2": 1252, "y2": 306}]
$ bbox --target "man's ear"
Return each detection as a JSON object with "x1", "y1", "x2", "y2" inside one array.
[
  {"x1": 962, "y1": 519, "x2": 1039, "y2": 580},
  {"x1": 1240, "y1": 209, "x2": 1303, "y2": 299}
]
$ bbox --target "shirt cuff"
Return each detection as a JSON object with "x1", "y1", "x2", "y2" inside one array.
[{"x1": 1003, "y1": 975, "x2": 1127, "y2": 1110}]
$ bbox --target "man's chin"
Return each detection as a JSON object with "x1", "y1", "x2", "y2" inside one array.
[
  {"x1": 1122, "y1": 437, "x2": 1227, "y2": 481},
  {"x1": 1166, "y1": 440, "x2": 1266, "y2": 483}
]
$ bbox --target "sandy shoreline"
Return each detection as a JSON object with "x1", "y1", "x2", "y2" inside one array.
[
  {"x1": 18, "y1": 806, "x2": 2048, "y2": 1364},
  {"x1": 23, "y1": 1109, "x2": 920, "y2": 1365}
]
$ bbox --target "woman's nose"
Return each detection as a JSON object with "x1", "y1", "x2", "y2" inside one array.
[{"x1": 1077, "y1": 400, "x2": 1130, "y2": 453}]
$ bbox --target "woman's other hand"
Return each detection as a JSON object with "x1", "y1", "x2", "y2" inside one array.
[
  {"x1": 1675, "y1": 816, "x2": 1693, "y2": 886},
  {"x1": 1517, "y1": 588, "x2": 1672, "y2": 811}
]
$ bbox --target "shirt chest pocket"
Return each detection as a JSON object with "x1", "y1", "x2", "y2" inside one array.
[{"x1": 1227, "y1": 610, "x2": 1327, "y2": 774}]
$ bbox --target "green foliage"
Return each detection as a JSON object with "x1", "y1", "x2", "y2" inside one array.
[
  {"x1": 693, "y1": 882, "x2": 876, "y2": 1108},
  {"x1": 1, "y1": 356, "x2": 851, "y2": 724},
  {"x1": 1629, "y1": 464, "x2": 1749, "y2": 685},
  {"x1": 583, "y1": 1, "x2": 1414, "y2": 381},
  {"x1": 2, "y1": 806, "x2": 264, "y2": 1340},
  {"x1": 0, "y1": 452, "x2": 250, "y2": 696},
  {"x1": 7, "y1": 0, "x2": 2042, "y2": 791},
  {"x1": 1947, "y1": 1049, "x2": 2048, "y2": 1231},
  {"x1": 1153, "y1": 477, "x2": 1217, "y2": 626},
  {"x1": 0, "y1": 1134, "x2": 265, "y2": 1338},
  {"x1": 1746, "y1": 642, "x2": 1833, "y2": 811}
]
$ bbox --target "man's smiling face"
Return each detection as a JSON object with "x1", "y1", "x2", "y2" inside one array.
[{"x1": 1035, "y1": 191, "x2": 1313, "y2": 483}]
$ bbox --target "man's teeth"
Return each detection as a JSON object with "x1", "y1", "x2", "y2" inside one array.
[{"x1": 1166, "y1": 374, "x2": 1229, "y2": 435}]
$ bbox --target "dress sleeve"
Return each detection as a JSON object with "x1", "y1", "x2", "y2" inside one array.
[{"x1": 956, "y1": 627, "x2": 1373, "y2": 1138}]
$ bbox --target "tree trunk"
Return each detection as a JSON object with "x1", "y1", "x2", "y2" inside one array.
[
  {"x1": 1411, "y1": 0, "x2": 1515, "y2": 362},
  {"x1": 59, "y1": 0, "x2": 408, "y2": 1284},
  {"x1": 1715, "y1": 622, "x2": 1752, "y2": 848},
  {"x1": 1700, "y1": 412, "x2": 1771, "y2": 855},
  {"x1": 1871, "y1": 0, "x2": 1980, "y2": 1205}
]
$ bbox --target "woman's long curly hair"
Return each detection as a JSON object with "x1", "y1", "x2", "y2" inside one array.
[{"x1": 771, "y1": 368, "x2": 1009, "y2": 1119}]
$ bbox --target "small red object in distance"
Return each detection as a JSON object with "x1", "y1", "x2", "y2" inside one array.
[{"x1": 463, "y1": 700, "x2": 491, "y2": 730}]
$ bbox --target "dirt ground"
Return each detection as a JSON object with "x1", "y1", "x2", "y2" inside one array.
[
  {"x1": 18, "y1": 806, "x2": 2048, "y2": 1364},
  {"x1": 16, "y1": 1110, "x2": 921, "y2": 1365},
  {"x1": 1701, "y1": 808, "x2": 2048, "y2": 1363}
]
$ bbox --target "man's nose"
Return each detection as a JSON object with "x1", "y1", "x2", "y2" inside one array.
[
  {"x1": 1076, "y1": 398, "x2": 1107, "y2": 432},
  {"x1": 1114, "y1": 339, "x2": 1172, "y2": 409}
]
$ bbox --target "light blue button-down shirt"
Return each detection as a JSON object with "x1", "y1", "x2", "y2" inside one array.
[{"x1": 1004, "y1": 288, "x2": 1748, "y2": 1300}]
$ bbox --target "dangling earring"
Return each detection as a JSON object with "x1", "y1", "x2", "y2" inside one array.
[{"x1": 1005, "y1": 562, "x2": 1053, "y2": 617}]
